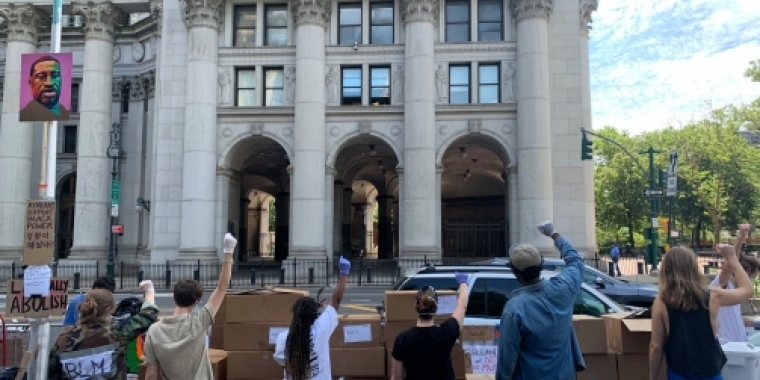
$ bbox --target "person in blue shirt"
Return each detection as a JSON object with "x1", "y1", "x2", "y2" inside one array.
[
  {"x1": 496, "y1": 221, "x2": 585, "y2": 380},
  {"x1": 610, "y1": 243, "x2": 622, "y2": 277},
  {"x1": 63, "y1": 277, "x2": 116, "y2": 332}
]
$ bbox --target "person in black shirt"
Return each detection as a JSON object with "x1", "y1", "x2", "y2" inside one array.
[{"x1": 391, "y1": 272, "x2": 470, "y2": 380}]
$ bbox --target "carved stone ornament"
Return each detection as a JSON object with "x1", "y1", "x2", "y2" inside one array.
[
  {"x1": 141, "y1": 70, "x2": 156, "y2": 98},
  {"x1": 128, "y1": 76, "x2": 145, "y2": 101},
  {"x1": 133, "y1": 40, "x2": 145, "y2": 62},
  {"x1": 290, "y1": 0, "x2": 331, "y2": 29},
  {"x1": 400, "y1": 0, "x2": 439, "y2": 24},
  {"x1": 511, "y1": 0, "x2": 553, "y2": 21},
  {"x1": 358, "y1": 121, "x2": 371, "y2": 134},
  {"x1": 181, "y1": 0, "x2": 225, "y2": 30},
  {"x1": 72, "y1": 2, "x2": 129, "y2": 42},
  {"x1": 0, "y1": 42, "x2": 5, "y2": 62},
  {"x1": 251, "y1": 124, "x2": 264, "y2": 135},
  {"x1": 0, "y1": 4, "x2": 48, "y2": 44},
  {"x1": 150, "y1": 0, "x2": 163, "y2": 35},
  {"x1": 113, "y1": 46, "x2": 121, "y2": 63},
  {"x1": 579, "y1": 0, "x2": 598, "y2": 37},
  {"x1": 0, "y1": 76, "x2": 4, "y2": 102},
  {"x1": 468, "y1": 119, "x2": 482, "y2": 134},
  {"x1": 112, "y1": 77, "x2": 127, "y2": 101}
]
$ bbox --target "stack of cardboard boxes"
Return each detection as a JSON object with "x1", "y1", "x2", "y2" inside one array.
[{"x1": 329, "y1": 314, "x2": 386, "y2": 379}]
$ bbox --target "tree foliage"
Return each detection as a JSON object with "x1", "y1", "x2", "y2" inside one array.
[{"x1": 746, "y1": 59, "x2": 760, "y2": 83}]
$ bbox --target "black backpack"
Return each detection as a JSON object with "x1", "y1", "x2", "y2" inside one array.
[{"x1": 112, "y1": 297, "x2": 150, "y2": 333}]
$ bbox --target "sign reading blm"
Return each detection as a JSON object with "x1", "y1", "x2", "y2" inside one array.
[
  {"x1": 23, "y1": 200, "x2": 56, "y2": 266},
  {"x1": 5, "y1": 278, "x2": 69, "y2": 318},
  {"x1": 19, "y1": 52, "x2": 73, "y2": 122}
]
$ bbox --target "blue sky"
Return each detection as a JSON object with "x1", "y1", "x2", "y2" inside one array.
[{"x1": 589, "y1": 0, "x2": 760, "y2": 135}]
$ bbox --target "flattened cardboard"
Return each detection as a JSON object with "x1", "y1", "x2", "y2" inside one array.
[
  {"x1": 330, "y1": 347, "x2": 386, "y2": 377},
  {"x1": 461, "y1": 325, "x2": 495, "y2": 342},
  {"x1": 225, "y1": 288, "x2": 308, "y2": 323},
  {"x1": 384, "y1": 290, "x2": 458, "y2": 321},
  {"x1": 227, "y1": 351, "x2": 284, "y2": 379},
  {"x1": 617, "y1": 354, "x2": 666, "y2": 380},
  {"x1": 5, "y1": 278, "x2": 69, "y2": 318},
  {"x1": 223, "y1": 322, "x2": 290, "y2": 351},
  {"x1": 602, "y1": 312, "x2": 652, "y2": 354},
  {"x1": 572, "y1": 315, "x2": 608, "y2": 354},
  {"x1": 576, "y1": 354, "x2": 617, "y2": 380},
  {"x1": 330, "y1": 314, "x2": 382, "y2": 348},
  {"x1": 22, "y1": 200, "x2": 56, "y2": 265}
]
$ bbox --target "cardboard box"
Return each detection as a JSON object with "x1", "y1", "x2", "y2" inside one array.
[
  {"x1": 384, "y1": 290, "x2": 458, "y2": 321},
  {"x1": 602, "y1": 312, "x2": 652, "y2": 354},
  {"x1": 577, "y1": 354, "x2": 617, "y2": 380},
  {"x1": 573, "y1": 315, "x2": 608, "y2": 354},
  {"x1": 466, "y1": 375, "x2": 496, "y2": 380},
  {"x1": 223, "y1": 322, "x2": 290, "y2": 351},
  {"x1": 330, "y1": 314, "x2": 382, "y2": 348},
  {"x1": 214, "y1": 297, "x2": 227, "y2": 325},
  {"x1": 210, "y1": 354, "x2": 227, "y2": 380},
  {"x1": 225, "y1": 288, "x2": 308, "y2": 323},
  {"x1": 209, "y1": 325, "x2": 224, "y2": 349},
  {"x1": 227, "y1": 351, "x2": 284, "y2": 379},
  {"x1": 331, "y1": 347, "x2": 386, "y2": 377},
  {"x1": 617, "y1": 354, "x2": 666, "y2": 380}
]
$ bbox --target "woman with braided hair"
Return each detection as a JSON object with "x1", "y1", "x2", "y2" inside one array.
[{"x1": 274, "y1": 256, "x2": 351, "y2": 379}]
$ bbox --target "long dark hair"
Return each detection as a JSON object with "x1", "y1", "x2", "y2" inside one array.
[{"x1": 285, "y1": 297, "x2": 320, "y2": 380}]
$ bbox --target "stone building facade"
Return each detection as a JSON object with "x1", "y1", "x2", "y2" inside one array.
[{"x1": 0, "y1": 0, "x2": 599, "y2": 264}]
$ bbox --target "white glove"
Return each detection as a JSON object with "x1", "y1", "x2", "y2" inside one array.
[
  {"x1": 139, "y1": 280, "x2": 155, "y2": 294},
  {"x1": 224, "y1": 233, "x2": 238, "y2": 254},
  {"x1": 537, "y1": 221, "x2": 557, "y2": 237}
]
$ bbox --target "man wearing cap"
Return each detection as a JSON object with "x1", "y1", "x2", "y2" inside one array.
[{"x1": 496, "y1": 221, "x2": 585, "y2": 380}]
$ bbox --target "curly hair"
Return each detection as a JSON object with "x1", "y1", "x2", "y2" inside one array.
[
  {"x1": 659, "y1": 246, "x2": 707, "y2": 311},
  {"x1": 285, "y1": 297, "x2": 320, "y2": 380}
]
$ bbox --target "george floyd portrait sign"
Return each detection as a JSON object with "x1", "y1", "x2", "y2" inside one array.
[{"x1": 19, "y1": 52, "x2": 72, "y2": 122}]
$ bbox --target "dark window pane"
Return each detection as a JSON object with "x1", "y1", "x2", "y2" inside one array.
[
  {"x1": 342, "y1": 87, "x2": 362, "y2": 98},
  {"x1": 450, "y1": 66, "x2": 469, "y2": 85},
  {"x1": 339, "y1": 26, "x2": 362, "y2": 44},
  {"x1": 478, "y1": 0, "x2": 501, "y2": 22},
  {"x1": 235, "y1": 7, "x2": 257, "y2": 28},
  {"x1": 478, "y1": 23, "x2": 502, "y2": 41},
  {"x1": 371, "y1": 26, "x2": 393, "y2": 44},
  {"x1": 479, "y1": 65, "x2": 498, "y2": 84},
  {"x1": 266, "y1": 70, "x2": 284, "y2": 87},
  {"x1": 266, "y1": 28, "x2": 287, "y2": 46},
  {"x1": 237, "y1": 70, "x2": 256, "y2": 88},
  {"x1": 446, "y1": 24, "x2": 469, "y2": 42},
  {"x1": 71, "y1": 84, "x2": 79, "y2": 113},
  {"x1": 266, "y1": 7, "x2": 287, "y2": 27},
  {"x1": 399, "y1": 278, "x2": 460, "y2": 291},
  {"x1": 371, "y1": 5, "x2": 393, "y2": 24},
  {"x1": 450, "y1": 86, "x2": 469, "y2": 103},
  {"x1": 235, "y1": 30, "x2": 256, "y2": 47},
  {"x1": 371, "y1": 68, "x2": 390, "y2": 86},
  {"x1": 237, "y1": 89, "x2": 256, "y2": 106},
  {"x1": 446, "y1": 1, "x2": 469, "y2": 23},
  {"x1": 340, "y1": 5, "x2": 362, "y2": 25},
  {"x1": 64, "y1": 126, "x2": 77, "y2": 153},
  {"x1": 479, "y1": 85, "x2": 498, "y2": 103},
  {"x1": 574, "y1": 289, "x2": 607, "y2": 317}
]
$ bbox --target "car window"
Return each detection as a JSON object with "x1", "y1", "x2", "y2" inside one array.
[
  {"x1": 398, "y1": 277, "x2": 460, "y2": 291},
  {"x1": 574, "y1": 288, "x2": 608, "y2": 317}
]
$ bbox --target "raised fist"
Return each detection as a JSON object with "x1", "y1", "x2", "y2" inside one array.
[
  {"x1": 717, "y1": 244, "x2": 735, "y2": 259},
  {"x1": 224, "y1": 233, "x2": 238, "y2": 254},
  {"x1": 139, "y1": 280, "x2": 155, "y2": 294},
  {"x1": 537, "y1": 221, "x2": 557, "y2": 237}
]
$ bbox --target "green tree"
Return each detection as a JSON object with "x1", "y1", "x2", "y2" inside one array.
[{"x1": 746, "y1": 59, "x2": 760, "y2": 82}]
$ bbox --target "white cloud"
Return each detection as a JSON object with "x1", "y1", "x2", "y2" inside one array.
[{"x1": 589, "y1": 0, "x2": 760, "y2": 134}]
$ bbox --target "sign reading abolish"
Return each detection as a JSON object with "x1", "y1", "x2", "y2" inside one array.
[
  {"x1": 22, "y1": 200, "x2": 56, "y2": 265},
  {"x1": 5, "y1": 278, "x2": 68, "y2": 318}
]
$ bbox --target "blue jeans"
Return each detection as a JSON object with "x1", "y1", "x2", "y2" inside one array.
[{"x1": 667, "y1": 369, "x2": 723, "y2": 380}]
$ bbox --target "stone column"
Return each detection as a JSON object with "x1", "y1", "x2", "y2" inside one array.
[
  {"x1": 289, "y1": 0, "x2": 330, "y2": 258},
  {"x1": 376, "y1": 195, "x2": 394, "y2": 259},
  {"x1": 580, "y1": 0, "x2": 598, "y2": 252},
  {"x1": 259, "y1": 205, "x2": 270, "y2": 255},
  {"x1": 513, "y1": 0, "x2": 554, "y2": 254},
  {"x1": 69, "y1": 2, "x2": 127, "y2": 259},
  {"x1": 333, "y1": 181, "x2": 344, "y2": 254},
  {"x1": 400, "y1": 0, "x2": 438, "y2": 259},
  {"x1": 324, "y1": 166, "x2": 335, "y2": 258},
  {"x1": 238, "y1": 198, "x2": 250, "y2": 257},
  {"x1": 508, "y1": 166, "x2": 518, "y2": 248},
  {"x1": 178, "y1": 0, "x2": 224, "y2": 260},
  {"x1": 341, "y1": 187, "x2": 352, "y2": 254},
  {"x1": 435, "y1": 163, "x2": 443, "y2": 254},
  {"x1": 364, "y1": 203, "x2": 374, "y2": 255},
  {"x1": 0, "y1": 4, "x2": 46, "y2": 259}
]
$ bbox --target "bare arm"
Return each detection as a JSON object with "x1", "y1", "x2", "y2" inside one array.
[
  {"x1": 207, "y1": 234, "x2": 237, "y2": 316},
  {"x1": 718, "y1": 225, "x2": 750, "y2": 287},
  {"x1": 452, "y1": 273, "x2": 470, "y2": 328},
  {"x1": 712, "y1": 244, "x2": 753, "y2": 307},
  {"x1": 391, "y1": 359, "x2": 404, "y2": 380},
  {"x1": 332, "y1": 256, "x2": 351, "y2": 312},
  {"x1": 649, "y1": 297, "x2": 666, "y2": 380}
]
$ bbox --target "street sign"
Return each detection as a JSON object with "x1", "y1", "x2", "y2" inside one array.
[
  {"x1": 643, "y1": 188, "x2": 665, "y2": 197},
  {"x1": 111, "y1": 204, "x2": 119, "y2": 217},
  {"x1": 111, "y1": 225, "x2": 124, "y2": 234},
  {"x1": 651, "y1": 218, "x2": 660, "y2": 228},
  {"x1": 667, "y1": 150, "x2": 678, "y2": 197},
  {"x1": 111, "y1": 180, "x2": 120, "y2": 203}
]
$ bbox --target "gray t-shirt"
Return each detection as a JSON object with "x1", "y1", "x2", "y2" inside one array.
[{"x1": 143, "y1": 305, "x2": 215, "y2": 380}]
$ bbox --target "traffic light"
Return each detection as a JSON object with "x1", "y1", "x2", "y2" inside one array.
[{"x1": 581, "y1": 132, "x2": 593, "y2": 160}]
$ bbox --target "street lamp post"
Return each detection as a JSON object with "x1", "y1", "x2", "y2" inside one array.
[{"x1": 106, "y1": 123, "x2": 124, "y2": 279}]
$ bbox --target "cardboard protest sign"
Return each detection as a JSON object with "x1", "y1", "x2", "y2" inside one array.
[
  {"x1": 5, "y1": 278, "x2": 69, "y2": 318},
  {"x1": 22, "y1": 200, "x2": 56, "y2": 265}
]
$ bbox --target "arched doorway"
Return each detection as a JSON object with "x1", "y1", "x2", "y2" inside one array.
[
  {"x1": 439, "y1": 134, "x2": 510, "y2": 257},
  {"x1": 332, "y1": 135, "x2": 400, "y2": 259},
  {"x1": 56, "y1": 173, "x2": 77, "y2": 259}
]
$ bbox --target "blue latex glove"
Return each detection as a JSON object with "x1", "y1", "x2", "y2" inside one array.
[
  {"x1": 537, "y1": 221, "x2": 557, "y2": 237},
  {"x1": 454, "y1": 271, "x2": 468, "y2": 285},
  {"x1": 339, "y1": 256, "x2": 351, "y2": 275}
]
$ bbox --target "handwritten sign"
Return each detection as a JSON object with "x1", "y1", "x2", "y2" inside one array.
[
  {"x1": 437, "y1": 295, "x2": 457, "y2": 315},
  {"x1": 462, "y1": 325, "x2": 495, "y2": 342},
  {"x1": 59, "y1": 344, "x2": 117, "y2": 380},
  {"x1": 5, "y1": 278, "x2": 69, "y2": 318},
  {"x1": 343, "y1": 324, "x2": 372, "y2": 343},
  {"x1": 268, "y1": 327, "x2": 289, "y2": 345},
  {"x1": 22, "y1": 200, "x2": 56, "y2": 265},
  {"x1": 23, "y1": 265, "x2": 52, "y2": 297},
  {"x1": 463, "y1": 345, "x2": 498, "y2": 374}
]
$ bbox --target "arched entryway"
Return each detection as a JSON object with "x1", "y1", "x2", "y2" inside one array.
[
  {"x1": 439, "y1": 134, "x2": 511, "y2": 257},
  {"x1": 56, "y1": 173, "x2": 77, "y2": 259}
]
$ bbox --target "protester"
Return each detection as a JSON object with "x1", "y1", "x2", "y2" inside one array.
[
  {"x1": 712, "y1": 224, "x2": 757, "y2": 344},
  {"x1": 649, "y1": 244, "x2": 753, "y2": 380},
  {"x1": 47, "y1": 281, "x2": 158, "y2": 380},
  {"x1": 390, "y1": 272, "x2": 470, "y2": 380},
  {"x1": 142, "y1": 233, "x2": 238, "y2": 380},
  {"x1": 496, "y1": 221, "x2": 585, "y2": 380},
  {"x1": 273, "y1": 256, "x2": 351, "y2": 380},
  {"x1": 63, "y1": 276, "x2": 116, "y2": 331},
  {"x1": 610, "y1": 243, "x2": 622, "y2": 277}
]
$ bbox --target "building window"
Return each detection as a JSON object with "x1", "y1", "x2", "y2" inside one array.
[
  {"x1": 478, "y1": 0, "x2": 502, "y2": 41},
  {"x1": 370, "y1": 66, "x2": 391, "y2": 105},
  {"x1": 370, "y1": 3, "x2": 393, "y2": 44},
  {"x1": 234, "y1": 5, "x2": 257, "y2": 47},
  {"x1": 479, "y1": 64, "x2": 499, "y2": 103},
  {"x1": 71, "y1": 83, "x2": 80, "y2": 113},
  {"x1": 341, "y1": 67, "x2": 362, "y2": 105},
  {"x1": 236, "y1": 68, "x2": 256, "y2": 106},
  {"x1": 339, "y1": 3, "x2": 362, "y2": 45},
  {"x1": 121, "y1": 85, "x2": 129, "y2": 113},
  {"x1": 63, "y1": 125, "x2": 77, "y2": 154},
  {"x1": 264, "y1": 68, "x2": 285, "y2": 106},
  {"x1": 446, "y1": 0, "x2": 469, "y2": 42},
  {"x1": 265, "y1": 5, "x2": 288, "y2": 46},
  {"x1": 449, "y1": 65, "x2": 470, "y2": 104}
]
